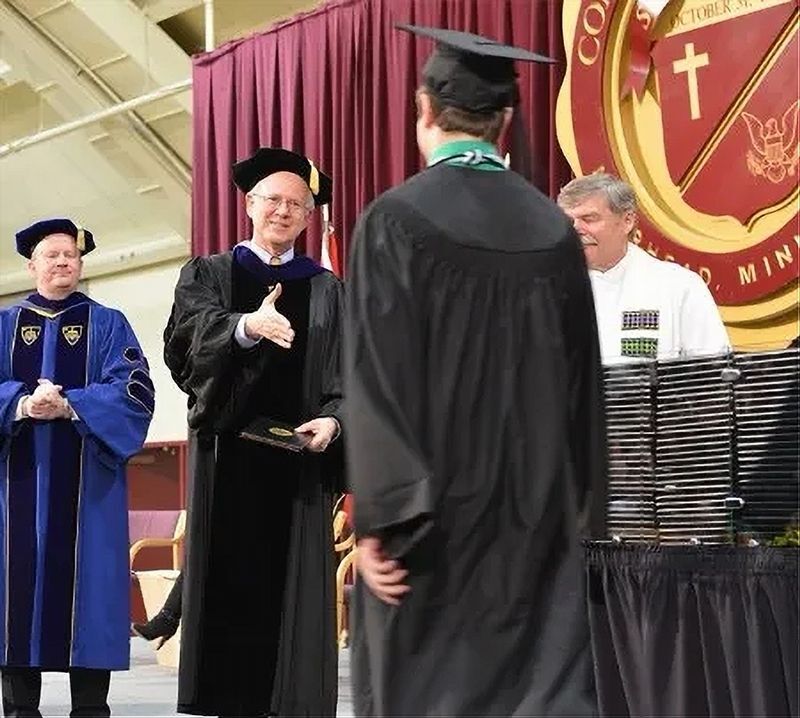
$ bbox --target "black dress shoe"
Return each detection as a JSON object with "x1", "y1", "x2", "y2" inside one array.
[{"x1": 132, "y1": 609, "x2": 179, "y2": 649}]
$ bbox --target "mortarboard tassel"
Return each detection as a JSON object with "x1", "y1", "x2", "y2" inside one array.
[{"x1": 308, "y1": 160, "x2": 320, "y2": 196}]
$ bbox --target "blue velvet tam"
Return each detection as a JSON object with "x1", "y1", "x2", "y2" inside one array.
[{"x1": 15, "y1": 218, "x2": 95, "y2": 259}]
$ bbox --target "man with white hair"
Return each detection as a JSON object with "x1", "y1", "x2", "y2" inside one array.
[
  {"x1": 0, "y1": 218, "x2": 153, "y2": 717},
  {"x1": 164, "y1": 148, "x2": 343, "y2": 717},
  {"x1": 558, "y1": 173, "x2": 730, "y2": 363}
]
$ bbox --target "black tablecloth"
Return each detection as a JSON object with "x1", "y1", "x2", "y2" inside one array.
[{"x1": 586, "y1": 543, "x2": 799, "y2": 717}]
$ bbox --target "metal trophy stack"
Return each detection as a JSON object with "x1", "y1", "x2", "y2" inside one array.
[
  {"x1": 734, "y1": 350, "x2": 799, "y2": 543},
  {"x1": 603, "y1": 348, "x2": 799, "y2": 544},
  {"x1": 604, "y1": 362, "x2": 657, "y2": 542}
]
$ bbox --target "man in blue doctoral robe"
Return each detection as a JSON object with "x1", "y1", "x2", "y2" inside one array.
[{"x1": 0, "y1": 219, "x2": 154, "y2": 717}]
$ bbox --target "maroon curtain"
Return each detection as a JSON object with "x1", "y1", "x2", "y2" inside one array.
[{"x1": 191, "y1": 0, "x2": 570, "y2": 267}]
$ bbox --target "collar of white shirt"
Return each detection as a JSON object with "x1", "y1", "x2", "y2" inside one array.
[
  {"x1": 241, "y1": 240, "x2": 294, "y2": 266},
  {"x1": 589, "y1": 242, "x2": 635, "y2": 284}
]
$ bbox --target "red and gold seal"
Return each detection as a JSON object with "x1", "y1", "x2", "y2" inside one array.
[{"x1": 557, "y1": 0, "x2": 799, "y2": 348}]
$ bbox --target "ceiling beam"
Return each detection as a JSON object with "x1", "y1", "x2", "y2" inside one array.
[
  {"x1": 0, "y1": 0, "x2": 190, "y2": 188},
  {"x1": 0, "y1": 78, "x2": 191, "y2": 157},
  {"x1": 69, "y1": 0, "x2": 192, "y2": 114},
  {"x1": 137, "y1": 0, "x2": 203, "y2": 24},
  {"x1": 0, "y1": 1, "x2": 190, "y2": 252}
]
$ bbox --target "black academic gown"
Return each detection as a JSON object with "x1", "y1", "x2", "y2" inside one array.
[
  {"x1": 345, "y1": 164, "x2": 607, "y2": 717},
  {"x1": 164, "y1": 248, "x2": 343, "y2": 717}
]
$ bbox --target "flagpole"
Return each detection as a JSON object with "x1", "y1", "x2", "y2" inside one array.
[{"x1": 321, "y1": 203, "x2": 332, "y2": 270}]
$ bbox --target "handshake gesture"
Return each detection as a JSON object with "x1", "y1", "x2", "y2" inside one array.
[
  {"x1": 244, "y1": 283, "x2": 295, "y2": 349},
  {"x1": 21, "y1": 379, "x2": 71, "y2": 420}
]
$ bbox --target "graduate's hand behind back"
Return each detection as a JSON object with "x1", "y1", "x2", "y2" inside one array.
[
  {"x1": 357, "y1": 537, "x2": 411, "y2": 606},
  {"x1": 243, "y1": 283, "x2": 295, "y2": 349}
]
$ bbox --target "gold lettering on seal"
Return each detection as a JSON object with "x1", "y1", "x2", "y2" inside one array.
[
  {"x1": 774, "y1": 243, "x2": 794, "y2": 269},
  {"x1": 666, "y1": 0, "x2": 790, "y2": 35},
  {"x1": 738, "y1": 263, "x2": 757, "y2": 285}
]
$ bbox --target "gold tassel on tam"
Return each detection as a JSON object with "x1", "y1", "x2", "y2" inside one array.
[
  {"x1": 308, "y1": 160, "x2": 320, "y2": 196},
  {"x1": 76, "y1": 226, "x2": 86, "y2": 252}
]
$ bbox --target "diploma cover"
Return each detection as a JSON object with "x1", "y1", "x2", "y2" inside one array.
[{"x1": 239, "y1": 417, "x2": 311, "y2": 452}]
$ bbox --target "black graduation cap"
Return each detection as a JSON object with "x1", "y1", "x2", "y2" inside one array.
[
  {"x1": 232, "y1": 147, "x2": 333, "y2": 206},
  {"x1": 396, "y1": 24, "x2": 555, "y2": 113},
  {"x1": 15, "y1": 218, "x2": 95, "y2": 259}
]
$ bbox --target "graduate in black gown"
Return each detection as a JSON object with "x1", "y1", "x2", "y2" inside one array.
[
  {"x1": 344, "y1": 25, "x2": 608, "y2": 717},
  {"x1": 164, "y1": 149, "x2": 344, "y2": 717}
]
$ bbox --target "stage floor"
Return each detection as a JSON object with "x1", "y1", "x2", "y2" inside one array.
[{"x1": 38, "y1": 638, "x2": 354, "y2": 717}]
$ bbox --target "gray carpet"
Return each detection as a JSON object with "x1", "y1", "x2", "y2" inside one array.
[{"x1": 37, "y1": 638, "x2": 353, "y2": 717}]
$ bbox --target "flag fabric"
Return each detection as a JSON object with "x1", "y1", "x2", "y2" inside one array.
[
  {"x1": 321, "y1": 204, "x2": 343, "y2": 278},
  {"x1": 624, "y1": 0, "x2": 671, "y2": 98}
]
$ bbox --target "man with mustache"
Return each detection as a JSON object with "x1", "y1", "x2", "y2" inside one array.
[{"x1": 558, "y1": 173, "x2": 729, "y2": 363}]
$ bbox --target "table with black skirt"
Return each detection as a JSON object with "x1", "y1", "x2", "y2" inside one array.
[{"x1": 585, "y1": 543, "x2": 799, "y2": 718}]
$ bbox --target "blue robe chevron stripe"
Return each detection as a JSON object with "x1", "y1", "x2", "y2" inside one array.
[{"x1": 0, "y1": 292, "x2": 152, "y2": 670}]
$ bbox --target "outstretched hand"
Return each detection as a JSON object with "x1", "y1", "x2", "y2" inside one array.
[{"x1": 244, "y1": 283, "x2": 295, "y2": 349}]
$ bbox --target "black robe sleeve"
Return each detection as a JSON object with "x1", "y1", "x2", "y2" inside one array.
[
  {"x1": 344, "y1": 207, "x2": 434, "y2": 551},
  {"x1": 163, "y1": 255, "x2": 262, "y2": 432},
  {"x1": 305, "y1": 272, "x2": 346, "y2": 491},
  {"x1": 562, "y1": 231, "x2": 608, "y2": 538},
  {"x1": 311, "y1": 274, "x2": 344, "y2": 426}
]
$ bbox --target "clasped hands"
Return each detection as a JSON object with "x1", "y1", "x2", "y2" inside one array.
[
  {"x1": 244, "y1": 283, "x2": 294, "y2": 349},
  {"x1": 22, "y1": 379, "x2": 71, "y2": 420}
]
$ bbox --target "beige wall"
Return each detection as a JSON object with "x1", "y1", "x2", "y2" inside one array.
[{"x1": 85, "y1": 259, "x2": 189, "y2": 443}]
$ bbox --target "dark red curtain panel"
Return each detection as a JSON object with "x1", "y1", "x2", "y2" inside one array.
[{"x1": 191, "y1": 0, "x2": 569, "y2": 265}]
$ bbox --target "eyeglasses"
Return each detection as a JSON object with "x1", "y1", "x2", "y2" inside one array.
[
  {"x1": 36, "y1": 250, "x2": 80, "y2": 262},
  {"x1": 250, "y1": 193, "x2": 310, "y2": 216}
]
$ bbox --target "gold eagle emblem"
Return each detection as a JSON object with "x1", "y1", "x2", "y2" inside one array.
[
  {"x1": 742, "y1": 100, "x2": 800, "y2": 184},
  {"x1": 62, "y1": 325, "x2": 84, "y2": 346},
  {"x1": 269, "y1": 427, "x2": 294, "y2": 438},
  {"x1": 21, "y1": 325, "x2": 41, "y2": 346}
]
